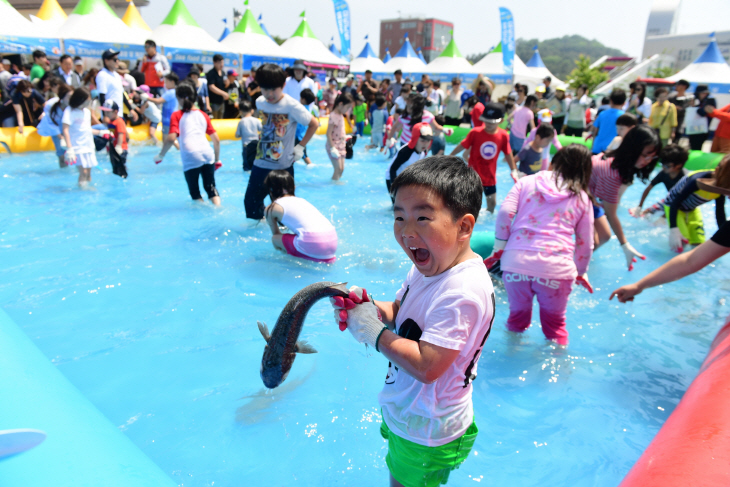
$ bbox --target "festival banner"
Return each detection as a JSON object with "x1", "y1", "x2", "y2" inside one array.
[
  {"x1": 499, "y1": 7, "x2": 515, "y2": 84},
  {"x1": 63, "y1": 39, "x2": 145, "y2": 61},
  {"x1": 163, "y1": 47, "x2": 240, "y2": 68},
  {"x1": 242, "y1": 55, "x2": 294, "y2": 71},
  {"x1": 0, "y1": 36, "x2": 62, "y2": 56},
  {"x1": 332, "y1": 0, "x2": 351, "y2": 57}
]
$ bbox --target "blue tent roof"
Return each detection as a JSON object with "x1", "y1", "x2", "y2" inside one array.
[
  {"x1": 383, "y1": 49, "x2": 391, "y2": 62},
  {"x1": 694, "y1": 36, "x2": 726, "y2": 64},
  {"x1": 356, "y1": 41, "x2": 378, "y2": 59},
  {"x1": 417, "y1": 47, "x2": 426, "y2": 63},
  {"x1": 329, "y1": 40, "x2": 346, "y2": 60},
  {"x1": 394, "y1": 35, "x2": 419, "y2": 59},
  {"x1": 258, "y1": 14, "x2": 272, "y2": 39},
  {"x1": 526, "y1": 48, "x2": 546, "y2": 68}
]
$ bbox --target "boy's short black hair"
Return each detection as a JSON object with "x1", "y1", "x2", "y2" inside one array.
[
  {"x1": 535, "y1": 122, "x2": 554, "y2": 139},
  {"x1": 435, "y1": 114, "x2": 445, "y2": 126},
  {"x1": 264, "y1": 170, "x2": 295, "y2": 200},
  {"x1": 395, "y1": 107, "x2": 404, "y2": 115},
  {"x1": 213, "y1": 54, "x2": 224, "y2": 63},
  {"x1": 255, "y1": 63, "x2": 287, "y2": 90},
  {"x1": 239, "y1": 100, "x2": 253, "y2": 114},
  {"x1": 391, "y1": 156, "x2": 483, "y2": 222},
  {"x1": 375, "y1": 94, "x2": 386, "y2": 107},
  {"x1": 164, "y1": 71, "x2": 179, "y2": 84},
  {"x1": 32, "y1": 50, "x2": 46, "y2": 60},
  {"x1": 394, "y1": 69, "x2": 402, "y2": 75},
  {"x1": 524, "y1": 94, "x2": 538, "y2": 107},
  {"x1": 145, "y1": 40, "x2": 156, "y2": 48},
  {"x1": 616, "y1": 113, "x2": 637, "y2": 127},
  {"x1": 299, "y1": 88, "x2": 316, "y2": 105},
  {"x1": 659, "y1": 144, "x2": 688, "y2": 167},
  {"x1": 676, "y1": 79, "x2": 690, "y2": 88},
  {"x1": 600, "y1": 96, "x2": 610, "y2": 105},
  {"x1": 609, "y1": 88, "x2": 627, "y2": 106},
  {"x1": 433, "y1": 80, "x2": 440, "y2": 88},
  {"x1": 654, "y1": 87, "x2": 668, "y2": 97}
]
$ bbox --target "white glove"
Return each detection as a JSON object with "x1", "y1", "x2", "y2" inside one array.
[
  {"x1": 292, "y1": 144, "x2": 305, "y2": 161},
  {"x1": 444, "y1": 128, "x2": 454, "y2": 136},
  {"x1": 329, "y1": 147, "x2": 341, "y2": 159},
  {"x1": 154, "y1": 153, "x2": 163, "y2": 165},
  {"x1": 387, "y1": 137, "x2": 397, "y2": 149},
  {"x1": 621, "y1": 242, "x2": 645, "y2": 271},
  {"x1": 511, "y1": 169, "x2": 520, "y2": 183},
  {"x1": 332, "y1": 286, "x2": 387, "y2": 350},
  {"x1": 629, "y1": 206, "x2": 642, "y2": 217},
  {"x1": 64, "y1": 147, "x2": 77, "y2": 165},
  {"x1": 483, "y1": 238, "x2": 506, "y2": 269},
  {"x1": 669, "y1": 227, "x2": 685, "y2": 253},
  {"x1": 97, "y1": 129, "x2": 112, "y2": 137}
]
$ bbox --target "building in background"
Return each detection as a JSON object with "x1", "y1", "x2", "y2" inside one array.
[
  {"x1": 10, "y1": 0, "x2": 149, "y2": 18},
  {"x1": 379, "y1": 17, "x2": 453, "y2": 63}
]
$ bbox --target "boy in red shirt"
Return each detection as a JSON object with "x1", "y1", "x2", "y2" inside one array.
[
  {"x1": 101, "y1": 99, "x2": 129, "y2": 178},
  {"x1": 450, "y1": 102, "x2": 516, "y2": 212}
]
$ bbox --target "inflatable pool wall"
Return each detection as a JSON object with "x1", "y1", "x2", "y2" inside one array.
[
  {"x1": 619, "y1": 317, "x2": 730, "y2": 486},
  {"x1": 0, "y1": 308, "x2": 177, "y2": 487}
]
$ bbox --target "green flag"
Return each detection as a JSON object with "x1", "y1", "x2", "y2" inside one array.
[
  {"x1": 299, "y1": 10, "x2": 305, "y2": 17},
  {"x1": 244, "y1": 0, "x2": 249, "y2": 5}
]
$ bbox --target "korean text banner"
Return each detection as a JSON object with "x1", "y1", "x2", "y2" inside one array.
[
  {"x1": 332, "y1": 0, "x2": 351, "y2": 57},
  {"x1": 63, "y1": 39, "x2": 145, "y2": 61},
  {"x1": 0, "y1": 36, "x2": 62, "y2": 56},
  {"x1": 163, "y1": 48, "x2": 239, "y2": 68},
  {"x1": 499, "y1": 7, "x2": 515, "y2": 84}
]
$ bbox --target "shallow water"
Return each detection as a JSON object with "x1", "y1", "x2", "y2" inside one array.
[{"x1": 1, "y1": 138, "x2": 728, "y2": 486}]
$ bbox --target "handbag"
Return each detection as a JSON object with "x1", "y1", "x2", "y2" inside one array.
[{"x1": 684, "y1": 106, "x2": 709, "y2": 135}]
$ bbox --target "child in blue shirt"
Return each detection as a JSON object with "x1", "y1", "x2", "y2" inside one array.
[
  {"x1": 589, "y1": 89, "x2": 626, "y2": 154},
  {"x1": 296, "y1": 88, "x2": 318, "y2": 165}
]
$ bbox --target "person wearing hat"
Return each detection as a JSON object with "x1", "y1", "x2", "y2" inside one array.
[
  {"x1": 116, "y1": 61, "x2": 137, "y2": 93},
  {"x1": 384, "y1": 122, "x2": 433, "y2": 200},
  {"x1": 450, "y1": 102, "x2": 517, "y2": 213},
  {"x1": 542, "y1": 76, "x2": 553, "y2": 99},
  {"x1": 539, "y1": 86, "x2": 566, "y2": 133},
  {"x1": 100, "y1": 99, "x2": 129, "y2": 178},
  {"x1": 73, "y1": 57, "x2": 85, "y2": 79},
  {"x1": 57, "y1": 55, "x2": 82, "y2": 89},
  {"x1": 224, "y1": 69, "x2": 243, "y2": 119},
  {"x1": 96, "y1": 49, "x2": 138, "y2": 123},
  {"x1": 341, "y1": 73, "x2": 358, "y2": 99},
  {"x1": 137, "y1": 40, "x2": 170, "y2": 97},
  {"x1": 282, "y1": 60, "x2": 316, "y2": 102}
]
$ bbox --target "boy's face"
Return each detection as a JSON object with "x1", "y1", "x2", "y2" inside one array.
[
  {"x1": 261, "y1": 86, "x2": 284, "y2": 104},
  {"x1": 484, "y1": 121, "x2": 499, "y2": 133},
  {"x1": 534, "y1": 135, "x2": 552, "y2": 149},
  {"x1": 107, "y1": 110, "x2": 118, "y2": 121},
  {"x1": 663, "y1": 162, "x2": 680, "y2": 174},
  {"x1": 164, "y1": 79, "x2": 175, "y2": 90},
  {"x1": 393, "y1": 185, "x2": 473, "y2": 277},
  {"x1": 616, "y1": 125, "x2": 632, "y2": 138},
  {"x1": 415, "y1": 136, "x2": 431, "y2": 153}
]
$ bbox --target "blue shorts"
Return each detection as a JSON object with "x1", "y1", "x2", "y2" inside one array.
[
  {"x1": 483, "y1": 185, "x2": 497, "y2": 197},
  {"x1": 593, "y1": 203, "x2": 605, "y2": 219},
  {"x1": 509, "y1": 133, "x2": 525, "y2": 153}
]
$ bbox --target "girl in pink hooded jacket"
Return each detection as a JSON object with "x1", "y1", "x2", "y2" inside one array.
[{"x1": 485, "y1": 144, "x2": 595, "y2": 345}]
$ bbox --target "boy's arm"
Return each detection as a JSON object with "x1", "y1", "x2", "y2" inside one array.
[
  {"x1": 373, "y1": 299, "x2": 399, "y2": 328},
  {"x1": 378, "y1": 333, "x2": 460, "y2": 384},
  {"x1": 637, "y1": 183, "x2": 655, "y2": 209}
]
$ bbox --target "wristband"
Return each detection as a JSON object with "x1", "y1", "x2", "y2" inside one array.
[{"x1": 374, "y1": 326, "x2": 388, "y2": 353}]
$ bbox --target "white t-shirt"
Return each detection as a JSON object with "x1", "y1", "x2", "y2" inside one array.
[
  {"x1": 282, "y1": 76, "x2": 316, "y2": 101},
  {"x1": 253, "y1": 94, "x2": 313, "y2": 170},
  {"x1": 277, "y1": 196, "x2": 335, "y2": 240},
  {"x1": 144, "y1": 101, "x2": 161, "y2": 124},
  {"x1": 37, "y1": 97, "x2": 62, "y2": 137},
  {"x1": 169, "y1": 109, "x2": 215, "y2": 171},
  {"x1": 236, "y1": 116, "x2": 262, "y2": 145},
  {"x1": 95, "y1": 68, "x2": 125, "y2": 109},
  {"x1": 390, "y1": 95, "x2": 407, "y2": 116},
  {"x1": 379, "y1": 258, "x2": 495, "y2": 447},
  {"x1": 61, "y1": 107, "x2": 95, "y2": 154}
]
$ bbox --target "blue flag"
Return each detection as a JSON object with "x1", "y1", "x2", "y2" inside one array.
[
  {"x1": 499, "y1": 7, "x2": 515, "y2": 83},
  {"x1": 332, "y1": 0, "x2": 351, "y2": 57}
]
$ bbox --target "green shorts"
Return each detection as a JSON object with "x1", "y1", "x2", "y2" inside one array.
[
  {"x1": 380, "y1": 418, "x2": 478, "y2": 487},
  {"x1": 664, "y1": 205, "x2": 705, "y2": 245}
]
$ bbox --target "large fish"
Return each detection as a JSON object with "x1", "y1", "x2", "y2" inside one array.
[{"x1": 258, "y1": 282, "x2": 348, "y2": 389}]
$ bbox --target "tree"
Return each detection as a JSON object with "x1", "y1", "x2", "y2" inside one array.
[
  {"x1": 646, "y1": 66, "x2": 675, "y2": 78},
  {"x1": 568, "y1": 55, "x2": 608, "y2": 92}
]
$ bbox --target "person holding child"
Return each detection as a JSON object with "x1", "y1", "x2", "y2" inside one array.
[{"x1": 331, "y1": 156, "x2": 494, "y2": 487}]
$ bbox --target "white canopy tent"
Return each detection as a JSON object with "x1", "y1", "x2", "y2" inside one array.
[
  {"x1": 383, "y1": 35, "x2": 426, "y2": 78},
  {"x1": 151, "y1": 0, "x2": 236, "y2": 56},
  {"x1": 220, "y1": 9, "x2": 293, "y2": 68},
  {"x1": 349, "y1": 39, "x2": 387, "y2": 76},
  {"x1": 667, "y1": 35, "x2": 730, "y2": 105},
  {"x1": 526, "y1": 48, "x2": 563, "y2": 84},
  {"x1": 55, "y1": 0, "x2": 147, "y2": 46},
  {"x1": 280, "y1": 17, "x2": 349, "y2": 68},
  {"x1": 424, "y1": 37, "x2": 479, "y2": 83},
  {"x1": 471, "y1": 43, "x2": 543, "y2": 89}
]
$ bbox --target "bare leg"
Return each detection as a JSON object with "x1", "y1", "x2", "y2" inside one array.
[
  {"x1": 594, "y1": 215, "x2": 612, "y2": 249},
  {"x1": 487, "y1": 193, "x2": 497, "y2": 213},
  {"x1": 272, "y1": 234, "x2": 286, "y2": 252},
  {"x1": 337, "y1": 156, "x2": 345, "y2": 179},
  {"x1": 329, "y1": 154, "x2": 342, "y2": 180},
  {"x1": 210, "y1": 196, "x2": 221, "y2": 206},
  {"x1": 390, "y1": 473, "x2": 404, "y2": 487}
]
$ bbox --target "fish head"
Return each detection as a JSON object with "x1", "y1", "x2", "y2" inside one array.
[{"x1": 260, "y1": 351, "x2": 296, "y2": 389}]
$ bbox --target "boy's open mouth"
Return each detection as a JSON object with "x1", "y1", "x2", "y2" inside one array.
[{"x1": 408, "y1": 246, "x2": 431, "y2": 265}]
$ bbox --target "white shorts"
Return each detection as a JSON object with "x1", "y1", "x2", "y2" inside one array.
[
  {"x1": 76, "y1": 152, "x2": 98, "y2": 169},
  {"x1": 371, "y1": 131, "x2": 384, "y2": 147}
]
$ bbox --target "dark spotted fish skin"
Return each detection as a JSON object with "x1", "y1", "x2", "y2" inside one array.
[{"x1": 259, "y1": 282, "x2": 348, "y2": 389}]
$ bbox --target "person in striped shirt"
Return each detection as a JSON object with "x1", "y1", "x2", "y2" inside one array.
[{"x1": 590, "y1": 126, "x2": 661, "y2": 270}]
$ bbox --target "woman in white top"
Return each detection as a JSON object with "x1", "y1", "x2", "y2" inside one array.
[
  {"x1": 264, "y1": 170, "x2": 338, "y2": 264},
  {"x1": 37, "y1": 83, "x2": 73, "y2": 167},
  {"x1": 61, "y1": 87, "x2": 110, "y2": 187},
  {"x1": 629, "y1": 82, "x2": 653, "y2": 123},
  {"x1": 443, "y1": 78, "x2": 464, "y2": 126}
]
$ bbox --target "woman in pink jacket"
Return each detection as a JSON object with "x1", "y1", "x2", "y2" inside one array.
[{"x1": 485, "y1": 145, "x2": 595, "y2": 345}]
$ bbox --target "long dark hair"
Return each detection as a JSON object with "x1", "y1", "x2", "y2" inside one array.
[
  {"x1": 332, "y1": 92, "x2": 354, "y2": 111},
  {"x1": 635, "y1": 81, "x2": 647, "y2": 106},
  {"x1": 264, "y1": 170, "x2": 295, "y2": 201},
  {"x1": 551, "y1": 144, "x2": 592, "y2": 197},
  {"x1": 606, "y1": 125, "x2": 660, "y2": 184},
  {"x1": 50, "y1": 83, "x2": 73, "y2": 125},
  {"x1": 176, "y1": 82, "x2": 197, "y2": 112},
  {"x1": 68, "y1": 87, "x2": 90, "y2": 109},
  {"x1": 406, "y1": 93, "x2": 426, "y2": 127}
]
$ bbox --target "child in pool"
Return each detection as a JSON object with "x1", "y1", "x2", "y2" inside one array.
[
  {"x1": 61, "y1": 87, "x2": 110, "y2": 187},
  {"x1": 515, "y1": 122, "x2": 556, "y2": 178},
  {"x1": 137, "y1": 92, "x2": 162, "y2": 144},
  {"x1": 154, "y1": 83, "x2": 222, "y2": 206},
  {"x1": 520, "y1": 109, "x2": 562, "y2": 169},
  {"x1": 606, "y1": 113, "x2": 637, "y2": 152},
  {"x1": 326, "y1": 92, "x2": 354, "y2": 181},
  {"x1": 590, "y1": 125, "x2": 661, "y2": 270},
  {"x1": 296, "y1": 88, "x2": 318, "y2": 166},
  {"x1": 632, "y1": 144, "x2": 687, "y2": 216},
  {"x1": 385, "y1": 123, "x2": 433, "y2": 200},
  {"x1": 263, "y1": 170, "x2": 337, "y2": 263},
  {"x1": 37, "y1": 83, "x2": 73, "y2": 168},
  {"x1": 331, "y1": 156, "x2": 494, "y2": 487},
  {"x1": 235, "y1": 100, "x2": 261, "y2": 172},
  {"x1": 485, "y1": 145, "x2": 595, "y2": 345},
  {"x1": 100, "y1": 99, "x2": 129, "y2": 179}
]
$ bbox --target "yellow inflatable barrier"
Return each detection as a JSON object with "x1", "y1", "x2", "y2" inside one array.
[{"x1": 1, "y1": 117, "x2": 346, "y2": 153}]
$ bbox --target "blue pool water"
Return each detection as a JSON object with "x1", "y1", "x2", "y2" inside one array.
[{"x1": 1, "y1": 138, "x2": 729, "y2": 486}]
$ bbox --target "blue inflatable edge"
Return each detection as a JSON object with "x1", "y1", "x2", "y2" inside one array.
[{"x1": 0, "y1": 308, "x2": 176, "y2": 487}]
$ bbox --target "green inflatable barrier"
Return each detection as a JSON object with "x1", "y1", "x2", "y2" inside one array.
[{"x1": 470, "y1": 231, "x2": 495, "y2": 259}]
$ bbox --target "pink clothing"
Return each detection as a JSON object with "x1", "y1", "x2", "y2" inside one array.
[
  {"x1": 511, "y1": 106, "x2": 534, "y2": 138},
  {"x1": 327, "y1": 111, "x2": 347, "y2": 153},
  {"x1": 523, "y1": 127, "x2": 563, "y2": 170},
  {"x1": 503, "y1": 272, "x2": 573, "y2": 345},
  {"x1": 282, "y1": 233, "x2": 337, "y2": 264},
  {"x1": 495, "y1": 171, "x2": 594, "y2": 280},
  {"x1": 399, "y1": 111, "x2": 434, "y2": 145},
  {"x1": 589, "y1": 155, "x2": 623, "y2": 204}
]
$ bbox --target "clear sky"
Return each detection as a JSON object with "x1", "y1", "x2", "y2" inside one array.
[{"x1": 140, "y1": 0, "x2": 730, "y2": 59}]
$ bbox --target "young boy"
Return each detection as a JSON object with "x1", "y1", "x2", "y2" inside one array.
[
  {"x1": 147, "y1": 72, "x2": 180, "y2": 147},
  {"x1": 331, "y1": 156, "x2": 494, "y2": 487},
  {"x1": 590, "y1": 88, "x2": 626, "y2": 154},
  {"x1": 633, "y1": 144, "x2": 688, "y2": 216},
  {"x1": 430, "y1": 115, "x2": 447, "y2": 156},
  {"x1": 606, "y1": 113, "x2": 637, "y2": 152},
  {"x1": 243, "y1": 64, "x2": 319, "y2": 221},
  {"x1": 353, "y1": 94, "x2": 367, "y2": 137},
  {"x1": 515, "y1": 122, "x2": 555, "y2": 178},
  {"x1": 367, "y1": 95, "x2": 389, "y2": 150},
  {"x1": 385, "y1": 123, "x2": 432, "y2": 200},
  {"x1": 235, "y1": 100, "x2": 262, "y2": 172},
  {"x1": 296, "y1": 88, "x2": 318, "y2": 165},
  {"x1": 100, "y1": 99, "x2": 128, "y2": 178},
  {"x1": 450, "y1": 102, "x2": 517, "y2": 213}
]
